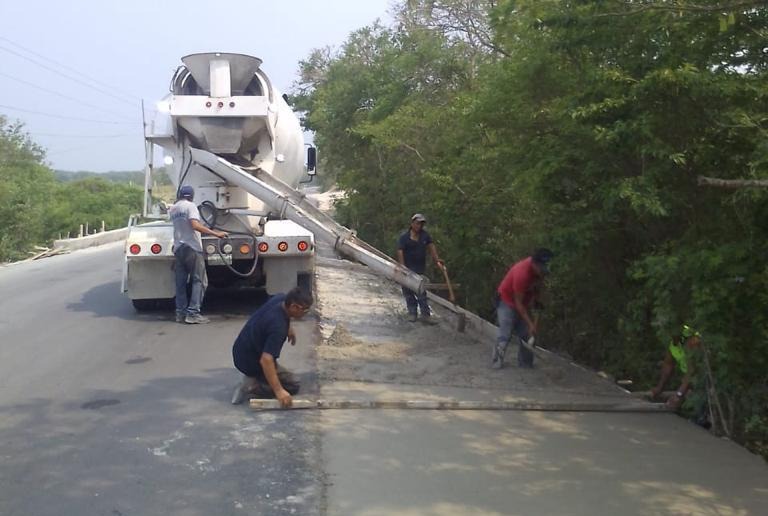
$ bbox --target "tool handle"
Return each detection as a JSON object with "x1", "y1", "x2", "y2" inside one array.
[{"x1": 439, "y1": 265, "x2": 456, "y2": 303}]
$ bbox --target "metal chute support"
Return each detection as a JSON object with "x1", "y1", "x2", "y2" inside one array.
[{"x1": 190, "y1": 148, "x2": 426, "y2": 294}]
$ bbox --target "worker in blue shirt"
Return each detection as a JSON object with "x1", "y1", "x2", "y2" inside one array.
[
  {"x1": 231, "y1": 287, "x2": 313, "y2": 407},
  {"x1": 396, "y1": 213, "x2": 445, "y2": 323}
]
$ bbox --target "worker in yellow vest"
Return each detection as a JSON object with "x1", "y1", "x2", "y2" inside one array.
[{"x1": 650, "y1": 325, "x2": 702, "y2": 409}]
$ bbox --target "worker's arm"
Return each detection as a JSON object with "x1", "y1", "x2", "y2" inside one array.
[
  {"x1": 427, "y1": 243, "x2": 445, "y2": 269},
  {"x1": 678, "y1": 336, "x2": 700, "y2": 396},
  {"x1": 650, "y1": 352, "x2": 675, "y2": 398},
  {"x1": 287, "y1": 325, "x2": 296, "y2": 346},
  {"x1": 513, "y1": 292, "x2": 536, "y2": 336},
  {"x1": 190, "y1": 219, "x2": 228, "y2": 239},
  {"x1": 259, "y1": 352, "x2": 292, "y2": 408},
  {"x1": 677, "y1": 373, "x2": 692, "y2": 397},
  {"x1": 397, "y1": 249, "x2": 405, "y2": 267}
]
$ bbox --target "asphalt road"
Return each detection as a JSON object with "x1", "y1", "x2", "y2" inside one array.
[
  {"x1": 2, "y1": 243, "x2": 767, "y2": 516},
  {"x1": 0, "y1": 243, "x2": 323, "y2": 516}
]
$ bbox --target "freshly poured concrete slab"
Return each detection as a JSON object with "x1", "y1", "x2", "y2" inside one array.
[{"x1": 320, "y1": 408, "x2": 768, "y2": 516}]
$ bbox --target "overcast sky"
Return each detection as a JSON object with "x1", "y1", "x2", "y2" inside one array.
[{"x1": 0, "y1": 0, "x2": 394, "y2": 172}]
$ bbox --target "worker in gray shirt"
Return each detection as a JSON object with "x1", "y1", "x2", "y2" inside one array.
[{"x1": 169, "y1": 185, "x2": 227, "y2": 324}]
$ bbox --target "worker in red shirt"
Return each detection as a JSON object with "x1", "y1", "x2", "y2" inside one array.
[{"x1": 493, "y1": 248, "x2": 553, "y2": 369}]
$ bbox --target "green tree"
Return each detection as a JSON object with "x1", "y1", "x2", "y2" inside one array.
[
  {"x1": 0, "y1": 116, "x2": 56, "y2": 261},
  {"x1": 296, "y1": 0, "x2": 768, "y2": 452},
  {"x1": 0, "y1": 116, "x2": 143, "y2": 261}
]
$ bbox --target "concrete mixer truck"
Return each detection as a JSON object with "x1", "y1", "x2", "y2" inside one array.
[
  {"x1": 123, "y1": 52, "x2": 427, "y2": 311},
  {"x1": 122, "y1": 53, "x2": 316, "y2": 310}
]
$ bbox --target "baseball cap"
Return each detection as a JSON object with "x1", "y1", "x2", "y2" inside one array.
[
  {"x1": 411, "y1": 213, "x2": 427, "y2": 223},
  {"x1": 179, "y1": 185, "x2": 195, "y2": 200}
]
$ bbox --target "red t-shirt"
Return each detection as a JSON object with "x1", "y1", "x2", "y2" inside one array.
[{"x1": 498, "y1": 256, "x2": 538, "y2": 309}]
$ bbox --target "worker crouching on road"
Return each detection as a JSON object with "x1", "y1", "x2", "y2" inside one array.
[
  {"x1": 231, "y1": 287, "x2": 314, "y2": 408},
  {"x1": 493, "y1": 248, "x2": 553, "y2": 369},
  {"x1": 650, "y1": 325, "x2": 704, "y2": 412},
  {"x1": 169, "y1": 185, "x2": 227, "y2": 324},
  {"x1": 396, "y1": 213, "x2": 445, "y2": 324}
]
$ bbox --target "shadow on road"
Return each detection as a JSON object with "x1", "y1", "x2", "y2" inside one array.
[
  {"x1": 0, "y1": 368, "x2": 323, "y2": 516},
  {"x1": 67, "y1": 280, "x2": 271, "y2": 321}
]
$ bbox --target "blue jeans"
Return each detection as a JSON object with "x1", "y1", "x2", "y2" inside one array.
[
  {"x1": 402, "y1": 286, "x2": 430, "y2": 317},
  {"x1": 174, "y1": 245, "x2": 208, "y2": 316},
  {"x1": 497, "y1": 301, "x2": 534, "y2": 367}
]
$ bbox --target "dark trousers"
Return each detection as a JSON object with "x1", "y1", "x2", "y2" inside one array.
[
  {"x1": 241, "y1": 365, "x2": 301, "y2": 397},
  {"x1": 402, "y1": 286, "x2": 430, "y2": 316}
]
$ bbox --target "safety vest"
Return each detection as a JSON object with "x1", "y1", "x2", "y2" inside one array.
[{"x1": 668, "y1": 325, "x2": 699, "y2": 374}]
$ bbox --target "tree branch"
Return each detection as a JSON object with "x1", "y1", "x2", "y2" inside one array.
[
  {"x1": 697, "y1": 176, "x2": 768, "y2": 188},
  {"x1": 595, "y1": 1, "x2": 765, "y2": 17}
]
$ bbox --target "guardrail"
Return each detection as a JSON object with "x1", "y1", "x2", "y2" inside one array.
[{"x1": 52, "y1": 215, "x2": 138, "y2": 252}]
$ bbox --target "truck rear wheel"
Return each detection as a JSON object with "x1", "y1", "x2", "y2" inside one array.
[{"x1": 297, "y1": 272, "x2": 313, "y2": 298}]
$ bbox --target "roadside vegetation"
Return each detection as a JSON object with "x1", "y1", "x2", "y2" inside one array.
[
  {"x1": 0, "y1": 115, "x2": 145, "y2": 262},
  {"x1": 293, "y1": 0, "x2": 768, "y2": 456}
]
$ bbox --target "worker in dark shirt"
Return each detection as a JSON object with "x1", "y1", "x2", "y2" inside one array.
[
  {"x1": 397, "y1": 213, "x2": 445, "y2": 323},
  {"x1": 231, "y1": 287, "x2": 313, "y2": 407}
]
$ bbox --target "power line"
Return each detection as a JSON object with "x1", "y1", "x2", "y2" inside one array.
[
  {"x1": 0, "y1": 71, "x2": 138, "y2": 122},
  {"x1": 0, "y1": 36, "x2": 139, "y2": 103},
  {"x1": 0, "y1": 104, "x2": 137, "y2": 125},
  {"x1": 32, "y1": 131, "x2": 136, "y2": 137},
  {"x1": 0, "y1": 45, "x2": 138, "y2": 108}
]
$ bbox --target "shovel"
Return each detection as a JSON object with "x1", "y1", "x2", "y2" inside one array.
[{"x1": 439, "y1": 264, "x2": 466, "y2": 332}]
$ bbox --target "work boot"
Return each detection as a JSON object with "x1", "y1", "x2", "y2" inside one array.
[
  {"x1": 231, "y1": 385, "x2": 246, "y2": 405},
  {"x1": 185, "y1": 313, "x2": 210, "y2": 324},
  {"x1": 407, "y1": 313, "x2": 418, "y2": 323},
  {"x1": 175, "y1": 312, "x2": 186, "y2": 323}
]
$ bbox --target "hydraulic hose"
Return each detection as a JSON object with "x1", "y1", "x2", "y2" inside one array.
[{"x1": 198, "y1": 201, "x2": 259, "y2": 278}]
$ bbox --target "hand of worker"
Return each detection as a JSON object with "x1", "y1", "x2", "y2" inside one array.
[
  {"x1": 436, "y1": 259, "x2": 445, "y2": 270},
  {"x1": 666, "y1": 393, "x2": 683, "y2": 410},
  {"x1": 287, "y1": 327, "x2": 296, "y2": 346},
  {"x1": 215, "y1": 230, "x2": 228, "y2": 239},
  {"x1": 528, "y1": 321, "x2": 538, "y2": 336},
  {"x1": 276, "y1": 388, "x2": 293, "y2": 408}
]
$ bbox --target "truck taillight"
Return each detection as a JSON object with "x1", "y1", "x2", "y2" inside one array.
[
  {"x1": 217, "y1": 101, "x2": 224, "y2": 108},
  {"x1": 129, "y1": 244, "x2": 141, "y2": 255},
  {"x1": 240, "y1": 244, "x2": 251, "y2": 254},
  {"x1": 277, "y1": 242, "x2": 288, "y2": 252},
  {"x1": 297, "y1": 241, "x2": 309, "y2": 252},
  {"x1": 205, "y1": 101, "x2": 212, "y2": 108},
  {"x1": 258, "y1": 242, "x2": 269, "y2": 253},
  {"x1": 229, "y1": 101, "x2": 235, "y2": 108},
  {"x1": 150, "y1": 244, "x2": 162, "y2": 255}
]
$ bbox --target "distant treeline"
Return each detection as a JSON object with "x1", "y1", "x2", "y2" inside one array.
[
  {"x1": 0, "y1": 116, "x2": 144, "y2": 262},
  {"x1": 55, "y1": 168, "x2": 172, "y2": 185}
]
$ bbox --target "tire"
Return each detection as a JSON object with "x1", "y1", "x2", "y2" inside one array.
[{"x1": 297, "y1": 272, "x2": 313, "y2": 298}]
